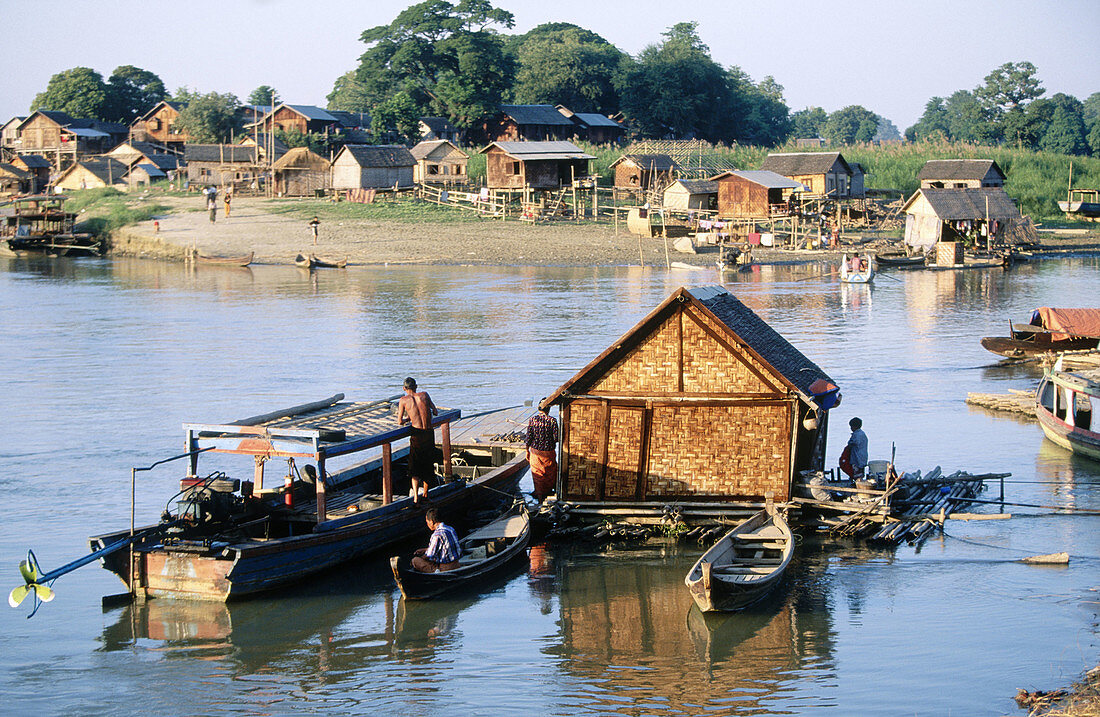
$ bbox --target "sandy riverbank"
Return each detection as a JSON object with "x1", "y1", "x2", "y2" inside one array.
[{"x1": 108, "y1": 195, "x2": 1100, "y2": 267}]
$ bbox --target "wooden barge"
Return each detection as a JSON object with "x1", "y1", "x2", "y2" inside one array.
[
  {"x1": 90, "y1": 395, "x2": 532, "y2": 601},
  {"x1": 981, "y1": 308, "x2": 1100, "y2": 359},
  {"x1": 0, "y1": 194, "x2": 102, "y2": 256}
]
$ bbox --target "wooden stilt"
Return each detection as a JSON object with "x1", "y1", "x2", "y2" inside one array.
[
  {"x1": 441, "y1": 421, "x2": 452, "y2": 480},
  {"x1": 316, "y1": 457, "x2": 327, "y2": 522},
  {"x1": 382, "y1": 442, "x2": 393, "y2": 505}
]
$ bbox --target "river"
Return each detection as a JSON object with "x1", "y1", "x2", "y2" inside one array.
[{"x1": 1, "y1": 254, "x2": 1097, "y2": 716}]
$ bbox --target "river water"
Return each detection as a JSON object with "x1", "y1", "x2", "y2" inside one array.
[{"x1": 1, "y1": 254, "x2": 1097, "y2": 716}]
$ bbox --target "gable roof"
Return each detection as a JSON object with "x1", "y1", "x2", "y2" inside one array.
[
  {"x1": 272, "y1": 146, "x2": 330, "y2": 171},
  {"x1": 410, "y1": 139, "x2": 467, "y2": 160},
  {"x1": 135, "y1": 100, "x2": 186, "y2": 124},
  {"x1": 711, "y1": 169, "x2": 805, "y2": 190},
  {"x1": 144, "y1": 153, "x2": 182, "y2": 171},
  {"x1": 543, "y1": 286, "x2": 834, "y2": 409},
  {"x1": 610, "y1": 153, "x2": 679, "y2": 172},
  {"x1": 59, "y1": 157, "x2": 129, "y2": 184},
  {"x1": 760, "y1": 151, "x2": 851, "y2": 177},
  {"x1": 281, "y1": 104, "x2": 338, "y2": 122},
  {"x1": 902, "y1": 187, "x2": 1021, "y2": 220},
  {"x1": 420, "y1": 116, "x2": 456, "y2": 133},
  {"x1": 131, "y1": 162, "x2": 167, "y2": 179},
  {"x1": 0, "y1": 163, "x2": 30, "y2": 179},
  {"x1": 917, "y1": 159, "x2": 1005, "y2": 181},
  {"x1": 335, "y1": 144, "x2": 416, "y2": 168},
  {"x1": 327, "y1": 110, "x2": 370, "y2": 129},
  {"x1": 12, "y1": 154, "x2": 51, "y2": 169},
  {"x1": 666, "y1": 179, "x2": 717, "y2": 194},
  {"x1": 499, "y1": 104, "x2": 575, "y2": 126},
  {"x1": 571, "y1": 113, "x2": 623, "y2": 129},
  {"x1": 184, "y1": 144, "x2": 259, "y2": 163},
  {"x1": 480, "y1": 141, "x2": 593, "y2": 160}
]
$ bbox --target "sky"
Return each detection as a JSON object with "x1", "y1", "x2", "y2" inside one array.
[{"x1": 2, "y1": 0, "x2": 1097, "y2": 132}]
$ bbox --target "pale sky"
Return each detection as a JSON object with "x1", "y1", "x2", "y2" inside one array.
[{"x1": 2, "y1": 0, "x2": 1097, "y2": 133}]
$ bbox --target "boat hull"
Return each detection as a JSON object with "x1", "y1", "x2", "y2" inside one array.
[
  {"x1": 981, "y1": 336, "x2": 1099, "y2": 359},
  {"x1": 1035, "y1": 398, "x2": 1100, "y2": 461}
]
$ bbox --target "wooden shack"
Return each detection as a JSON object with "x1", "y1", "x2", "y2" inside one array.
[
  {"x1": 238, "y1": 133, "x2": 288, "y2": 163},
  {"x1": 902, "y1": 187, "x2": 1022, "y2": 253},
  {"x1": 184, "y1": 145, "x2": 262, "y2": 189},
  {"x1": 252, "y1": 104, "x2": 340, "y2": 135},
  {"x1": 610, "y1": 154, "x2": 679, "y2": 191},
  {"x1": 712, "y1": 170, "x2": 804, "y2": 219},
  {"x1": 663, "y1": 179, "x2": 717, "y2": 211},
  {"x1": 2, "y1": 117, "x2": 25, "y2": 150},
  {"x1": 331, "y1": 144, "x2": 416, "y2": 190},
  {"x1": 918, "y1": 159, "x2": 1006, "y2": 189},
  {"x1": 0, "y1": 163, "x2": 30, "y2": 196},
  {"x1": 480, "y1": 141, "x2": 594, "y2": 190},
  {"x1": 54, "y1": 157, "x2": 130, "y2": 191},
  {"x1": 10, "y1": 154, "x2": 51, "y2": 193},
  {"x1": 272, "y1": 147, "x2": 331, "y2": 196},
  {"x1": 759, "y1": 151, "x2": 853, "y2": 198},
  {"x1": 16, "y1": 111, "x2": 127, "y2": 168},
  {"x1": 419, "y1": 117, "x2": 461, "y2": 143},
  {"x1": 557, "y1": 106, "x2": 626, "y2": 144},
  {"x1": 130, "y1": 101, "x2": 188, "y2": 149},
  {"x1": 480, "y1": 104, "x2": 576, "y2": 144},
  {"x1": 543, "y1": 286, "x2": 837, "y2": 519},
  {"x1": 410, "y1": 139, "x2": 468, "y2": 184}
]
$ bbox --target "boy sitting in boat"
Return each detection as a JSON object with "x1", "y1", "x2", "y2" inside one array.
[{"x1": 411, "y1": 508, "x2": 462, "y2": 573}]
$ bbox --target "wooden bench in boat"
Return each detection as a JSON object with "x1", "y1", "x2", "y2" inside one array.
[{"x1": 725, "y1": 557, "x2": 785, "y2": 565}]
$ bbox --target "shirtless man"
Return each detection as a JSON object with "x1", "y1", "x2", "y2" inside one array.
[{"x1": 396, "y1": 377, "x2": 438, "y2": 504}]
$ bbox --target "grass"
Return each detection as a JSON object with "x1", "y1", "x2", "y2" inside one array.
[{"x1": 65, "y1": 187, "x2": 170, "y2": 236}]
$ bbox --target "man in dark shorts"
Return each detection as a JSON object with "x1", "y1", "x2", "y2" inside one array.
[{"x1": 396, "y1": 377, "x2": 438, "y2": 504}]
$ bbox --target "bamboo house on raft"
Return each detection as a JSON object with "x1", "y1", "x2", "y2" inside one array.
[{"x1": 542, "y1": 286, "x2": 840, "y2": 523}]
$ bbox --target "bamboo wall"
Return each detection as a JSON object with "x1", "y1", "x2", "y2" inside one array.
[{"x1": 717, "y1": 175, "x2": 771, "y2": 218}]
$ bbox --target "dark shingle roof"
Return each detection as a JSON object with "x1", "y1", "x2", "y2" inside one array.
[
  {"x1": 67, "y1": 157, "x2": 129, "y2": 184},
  {"x1": 132, "y1": 163, "x2": 167, "y2": 179},
  {"x1": 184, "y1": 145, "x2": 258, "y2": 163},
  {"x1": 917, "y1": 159, "x2": 1005, "y2": 181},
  {"x1": 499, "y1": 104, "x2": 574, "y2": 126},
  {"x1": 610, "y1": 153, "x2": 679, "y2": 172},
  {"x1": 482, "y1": 141, "x2": 594, "y2": 160},
  {"x1": 572, "y1": 113, "x2": 623, "y2": 129},
  {"x1": 283, "y1": 104, "x2": 338, "y2": 122},
  {"x1": 144, "y1": 153, "x2": 181, "y2": 171},
  {"x1": 904, "y1": 187, "x2": 1021, "y2": 220},
  {"x1": 327, "y1": 110, "x2": 370, "y2": 129},
  {"x1": 667, "y1": 179, "x2": 717, "y2": 194},
  {"x1": 689, "y1": 286, "x2": 833, "y2": 396},
  {"x1": 13, "y1": 154, "x2": 51, "y2": 169},
  {"x1": 338, "y1": 144, "x2": 416, "y2": 168},
  {"x1": 0, "y1": 163, "x2": 30, "y2": 179},
  {"x1": 420, "y1": 116, "x2": 456, "y2": 132},
  {"x1": 760, "y1": 151, "x2": 850, "y2": 177}
]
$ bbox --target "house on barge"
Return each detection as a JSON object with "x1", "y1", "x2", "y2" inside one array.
[{"x1": 542, "y1": 285, "x2": 839, "y2": 522}]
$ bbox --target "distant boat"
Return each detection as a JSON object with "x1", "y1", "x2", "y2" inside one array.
[
  {"x1": 875, "y1": 251, "x2": 926, "y2": 269},
  {"x1": 839, "y1": 253, "x2": 875, "y2": 283},
  {"x1": 684, "y1": 507, "x2": 794, "y2": 613},
  {"x1": 195, "y1": 251, "x2": 253, "y2": 267},
  {"x1": 0, "y1": 195, "x2": 102, "y2": 257},
  {"x1": 296, "y1": 253, "x2": 347, "y2": 269},
  {"x1": 390, "y1": 501, "x2": 531, "y2": 600},
  {"x1": 294, "y1": 253, "x2": 313, "y2": 269},
  {"x1": 1035, "y1": 354, "x2": 1100, "y2": 461},
  {"x1": 981, "y1": 307, "x2": 1100, "y2": 359},
  {"x1": 1058, "y1": 188, "x2": 1100, "y2": 219}
]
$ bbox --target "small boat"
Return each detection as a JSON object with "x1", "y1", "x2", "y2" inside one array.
[
  {"x1": 875, "y1": 251, "x2": 926, "y2": 268},
  {"x1": 294, "y1": 253, "x2": 313, "y2": 269},
  {"x1": 309, "y1": 254, "x2": 347, "y2": 269},
  {"x1": 1059, "y1": 188, "x2": 1100, "y2": 219},
  {"x1": 390, "y1": 501, "x2": 531, "y2": 600},
  {"x1": 981, "y1": 307, "x2": 1100, "y2": 359},
  {"x1": 839, "y1": 253, "x2": 874, "y2": 283},
  {"x1": 684, "y1": 506, "x2": 793, "y2": 613},
  {"x1": 1035, "y1": 354, "x2": 1100, "y2": 461},
  {"x1": 195, "y1": 251, "x2": 254, "y2": 267}
]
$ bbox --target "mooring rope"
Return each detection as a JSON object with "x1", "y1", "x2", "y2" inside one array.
[{"x1": 941, "y1": 529, "x2": 1100, "y2": 562}]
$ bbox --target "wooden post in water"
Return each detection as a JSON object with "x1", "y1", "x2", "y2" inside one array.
[
  {"x1": 441, "y1": 421, "x2": 453, "y2": 480},
  {"x1": 382, "y1": 443, "x2": 393, "y2": 505}
]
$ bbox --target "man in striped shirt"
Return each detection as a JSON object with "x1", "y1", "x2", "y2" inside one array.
[{"x1": 411, "y1": 508, "x2": 462, "y2": 573}]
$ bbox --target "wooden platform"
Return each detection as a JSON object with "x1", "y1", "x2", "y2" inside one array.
[
  {"x1": 448, "y1": 405, "x2": 537, "y2": 448},
  {"x1": 966, "y1": 389, "x2": 1036, "y2": 420}
]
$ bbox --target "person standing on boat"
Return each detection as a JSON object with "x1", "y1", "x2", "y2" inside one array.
[
  {"x1": 841, "y1": 417, "x2": 869, "y2": 480},
  {"x1": 526, "y1": 402, "x2": 558, "y2": 502},
  {"x1": 411, "y1": 507, "x2": 462, "y2": 573},
  {"x1": 397, "y1": 377, "x2": 438, "y2": 504}
]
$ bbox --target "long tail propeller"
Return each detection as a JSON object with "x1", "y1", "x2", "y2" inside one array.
[{"x1": 8, "y1": 551, "x2": 55, "y2": 617}]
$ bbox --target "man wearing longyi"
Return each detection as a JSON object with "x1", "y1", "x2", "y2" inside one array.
[{"x1": 396, "y1": 377, "x2": 438, "y2": 504}]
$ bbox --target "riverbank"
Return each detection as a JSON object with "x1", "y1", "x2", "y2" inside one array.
[{"x1": 108, "y1": 194, "x2": 1100, "y2": 267}]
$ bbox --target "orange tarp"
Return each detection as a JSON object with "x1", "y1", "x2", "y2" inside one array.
[{"x1": 1035, "y1": 308, "x2": 1100, "y2": 341}]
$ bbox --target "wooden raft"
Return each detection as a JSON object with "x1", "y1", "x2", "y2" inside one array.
[{"x1": 965, "y1": 389, "x2": 1036, "y2": 420}]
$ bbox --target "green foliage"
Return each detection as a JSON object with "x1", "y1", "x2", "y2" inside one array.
[
  {"x1": 173, "y1": 88, "x2": 242, "y2": 143},
  {"x1": 371, "y1": 91, "x2": 422, "y2": 144},
  {"x1": 1038, "y1": 94, "x2": 1088, "y2": 156},
  {"x1": 506, "y1": 23, "x2": 624, "y2": 111},
  {"x1": 247, "y1": 85, "x2": 279, "y2": 107},
  {"x1": 64, "y1": 187, "x2": 170, "y2": 237},
  {"x1": 327, "y1": 71, "x2": 373, "y2": 112},
  {"x1": 106, "y1": 66, "x2": 167, "y2": 123},
  {"x1": 791, "y1": 107, "x2": 828, "y2": 139},
  {"x1": 824, "y1": 105, "x2": 879, "y2": 144},
  {"x1": 976, "y1": 61, "x2": 1044, "y2": 112},
  {"x1": 31, "y1": 67, "x2": 110, "y2": 119},
  {"x1": 274, "y1": 128, "x2": 330, "y2": 155}
]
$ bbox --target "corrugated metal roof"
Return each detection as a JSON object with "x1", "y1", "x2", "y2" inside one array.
[
  {"x1": 499, "y1": 104, "x2": 574, "y2": 126},
  {"x1": 64, "y1": 127, "x2": 110, "y2": 138},
  {"x1": 760, "y1": 151, "x2": 850, "y2": 177},
  {"x1": 338, "y1": 144, "x2": 416, "y2": 168},
  {"x1": 917, "y1": 159, "x2": 1005, "y2": 181},
  {"x1": 483, "y1": 141, "x2": 594, "y2": 160},
  {"x1": 133, "y1": 163, "x2": 167, "y2": 178},
  {"x1": 284, "y1": 104, "x2": 338, "y2": 122},
  {"x1": 572, "y1": 113, "x2": 623, "y2": 128},
  {"x1": 903, "y1": 187, "x2": 1021, "y2": 220},
  {"x1": 712, "y1": 170, "x2": 805, "y2": 190}
]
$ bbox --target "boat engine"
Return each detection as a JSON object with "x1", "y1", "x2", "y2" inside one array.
[{"x1": 174, "y1": 475, "x2": 242, "y2": 524}]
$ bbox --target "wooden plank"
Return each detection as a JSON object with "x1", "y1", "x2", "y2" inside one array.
[
  {"x1": 382, "y1": 443, "x2": 393, "y2": 505},
  {"x1": 595, "y1": 400, "x2": 611, "y2": 501}
]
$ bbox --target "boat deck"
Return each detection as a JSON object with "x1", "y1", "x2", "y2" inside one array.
[{"x1": 447, "y1": 405, "x2": 537, "y2": 448}]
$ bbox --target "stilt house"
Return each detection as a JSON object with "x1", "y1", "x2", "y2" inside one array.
[
  {"x1": 10, "y1": 154, "x2": 51, "y2": 193},
  {"x1": 610, "y1": 153, "x2": 678, "y2": 191},
  {"x1": 272, "y1": 147, "x2": 331, "y2": 196},
  {"x1": 480, "y1": 104, "x2": 576, "y2": 143},
  {"x1": 0, "y1": 163, "x2": 30, "y2": 195},
  {"x1": 542, "y1": 286, "x2": 838, "y2": 516},
  {"x1": 759, "y1": 151, "x2": 853, "y2": 199},
  {"x1": 556, "y1": 106, "x2": 626, "y2": 144},
  {"x1": 918, "y1": 159, "x2": 1006, "y2": 189},
  {"x1": 130, "y1": 101, "x2": 189, "y2": 149},
  {"x1": 902, "y1": 187, "x2": 1022, "y2": 253},
  {"x1": 480, "y1": 141, "x2": 594, "y2": 190},
  {"x1": 711, "y1": 170, "x2": 804, "y2": 219}
]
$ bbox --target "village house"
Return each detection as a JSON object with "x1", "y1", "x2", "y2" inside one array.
[
  {"x1": 662, "y1": 179, "x2": 717, "y2": 211},
  {"x1": 252, "y1": 104, "x2": 342, "y2": 136},
  {"x1": 419, "y1": 117, "x2": 461, "y2": 143},
  {"x1": 556, "y1": 106, "x2": 625, "y2": 144},
  {"x1": 541, "y1": 285, "x2": 837, "y2": 519},
  {"x1": 479, "y1": 141, "x2": 594, "y2": 190},
  {"x1": 237, "y1": 133, "x2": 288, "y2": 163},
  {"x1": 107, "y1": 141, "x2": 181, "y2": 174},
  {"x1": 331, "y1": 144, "x2": 416, "y2": 190},
  {"x1": 0, "y1": 162, "x2": 31, "y2": 196},
  {"x1": 410, "y1": 139, "x2": 468, "y2": 184},
  {"x1": 10, "y1": 154, "x2": 51, "y2": 193},
  {"x1": 125, "y1": 162, "x2": 167, "y2": 187},
  {"x1": 759, "y1": 151, "x2": 854, "y2": 199},
  {"x1": 711, "y1": 170, "x2": 805, "y2": 219},
  {"x1": 130, "y1": 101, "x2": 188, "y2": 149},
  {"x1": 183, "y1": 144, "x2": 262, "y2": 190},
  {"x1": 15, "y1": 111, "x2": 127, "y2": 168},
  {"x1": 918, "y1": 159, "x2": 1006, "y2": 189},
  {"x1": 479, "y1": 104, "x2": 576, "y2": 144},
  {"x1": 53, "y1": 157, "x2": 130, "y2": 191},
  {"x1": 610, "y1": 153, "x2": 679, "y2": 191},
  {"x1": 902, "y1": 187, "x2": 1023, "y2": 262},
  {"x1": 271, "y1": 147, "x2": 331, "y2": 196},
  {"x1": 2, "y1": 117, "x2": 26, "y2": 150}
]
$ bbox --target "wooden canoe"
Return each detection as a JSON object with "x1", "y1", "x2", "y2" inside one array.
[
  {"x1": 685, "y1": 508, "x2": 793, "y2": 613},
  {"x1": 197, "y1": 251, "x2": 253, "y2": 267},
  {"x1": 875, "y1": 252, "x2": 926, "y2": 268},
  {"x1": 390, "y1": 502, "x2": 531, "y2": 600},
  {"x1": 309, "y1": 254, "x2": 347, "y2": 269},
  {"x1": 294, "y1": 253, "x2": 313, "y2": 268}
]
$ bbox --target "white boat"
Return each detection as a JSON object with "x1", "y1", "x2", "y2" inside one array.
[
  {"x1": 1036, "y1": 354, "x2": 1100, "y2": 461},
  {"x1": 839, "y1": 253, "x2": 875, "y2": 284}
]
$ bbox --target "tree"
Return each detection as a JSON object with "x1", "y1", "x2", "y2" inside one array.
[
  {"x1": 791, "y1": 106, "x2": 828, "y2": 139},
  {"x1": 943, "y1": 90, "x2": 998, "y2": 144},
  {"x1": 1039, "y1": 93, "x2": 1088, "y2": 155},
  {"x1": 327, "y1": 71, "x2": 373, "y2": 112},
  {"x1": 173, "y1": 89, "x2": 241, "y2": 143},
  {"x1": 106, "y1": 65, "x2": 166, "y2": 123},
  {"x1": 976, "y1": 61, "x2": 1045, "y2": 113},
  {"x1": 506, "y1": 23, "x2": 624, "y2": 112},
  {"x1": 353, "y1": 0, "x2": 515, "y2": 128},
  {"x1": 248, "y1": 86, "x2": 280, "y2": 107},
  {"x1": 823, "y1": 105, "x2": 878, "y2": 144},
  {"x1": 733, "y1": 73, "x2": 792, "y2": 146},
  {"x1": 370, "y1": 91, "x2": 422, "y2": 144},
  {"x1": 873, "y1": 116, "x2": 901, "y2": 142},
  {"x1": 906, "y1": 97, "x2": 950, "y2": 141},
  {"x1": 30, "y1": 67, "x2": 110, "y2": 119}
]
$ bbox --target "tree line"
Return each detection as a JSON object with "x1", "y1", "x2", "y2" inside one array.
[{"x1": 22, "y1": 1, "x2": 1099, "y2": 157}]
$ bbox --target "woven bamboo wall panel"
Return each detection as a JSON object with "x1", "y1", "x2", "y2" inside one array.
[
  {"x1": 604, "y1": 408, "x2": 644, "y2": 498},
  {"x1": 563, "y1": 402, "x2": 602, "y2": 498},
  {"x1": 589, "y1": 317, "x2": 680, "y2": 393},
  {"x1": 645, "y1": 404, "x2": 790, "y2": 499},
  {"x1": 682, "y1": 309, "x2": 779, "y2": 394}
]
